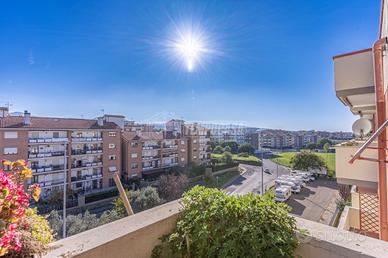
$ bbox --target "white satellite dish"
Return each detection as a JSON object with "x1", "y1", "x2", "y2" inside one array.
[{"x1": 352, "y1": 118, "x2": 372, "y2": 138}]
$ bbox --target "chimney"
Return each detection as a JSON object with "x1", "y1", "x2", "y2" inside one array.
[
  {"x1": 24, "y1": 110, "x2": 31, "y2": 125},
  {"x1": 97, "y1": 117, "x2": 104, "y2": 126}
]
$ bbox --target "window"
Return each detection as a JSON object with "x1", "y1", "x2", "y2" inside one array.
[
  {"x1": 108, "y1": 166, "x2": 117, "y2": 172},
  {"x1": 131, "y1": 163, "x2": 138, "y2": 169},
  {"x1": 193, "y1": 156, "x2": 197, "y2": 159},
  {"x1": 131, "y1": 153, "x2": 138, "y2": 158},
  {"x1": 181, "y1": 140, "x2": 185, "y2": 144},
  {"x1": 181, "y1": 149, "x2": 185, "y2": 152},
  {"x1": 130, "y1": 142, "x2": 138, "y2": 147},
  {"x1": 109, "y1": 155, "x2": 117, "y2": 160},
  {"x1": 4, "y1": 132, "x2": 17, "y2": 139},
  {"x1": 4, "y1": 147, "x2": 17, "y2": 155},
  {"x1": 53, "y1": 132, "x2": 59, "y2": 138},
  {"x1": 109, "y1": 143, "x2": 116, "y2": 149},
  {"x1": 181, "y1": 158, "x2": 185, "y2": 162},
  {"x1": 193, "y1": 140, "x2": 197, "y2": 143},
  {"x1": 109, "y1": 132, "x2": 116, "y2": 137},
  {"x1": 109, "y1": 178, "x2": 115, "y2": 187}
]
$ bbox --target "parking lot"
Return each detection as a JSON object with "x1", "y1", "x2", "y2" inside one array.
[{"x1": 286, "y1": 177, "x2": 338, "y2": 223}]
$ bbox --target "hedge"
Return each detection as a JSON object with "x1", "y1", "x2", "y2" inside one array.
[
  {"x1": 85, "y1": 188, "x2": 119, "y2": 204},
  {"x1": 212, "y1": 162, "x2": 239, "y2": 172}
]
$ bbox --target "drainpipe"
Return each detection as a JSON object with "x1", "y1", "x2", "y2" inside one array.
[{"x1": 373, "y1": 36, "x2": 388, "y2": 241}]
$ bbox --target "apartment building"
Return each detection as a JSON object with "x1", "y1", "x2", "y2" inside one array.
[
  {"x1": 184, "y1": 123, "x2": 211, "y2": 165},
  {"x1": 333, "y1": 0, "x2": 388, "y2": 240},
  {"x1": 0, "y1": 109, "x2": 122, "y2": 199}
]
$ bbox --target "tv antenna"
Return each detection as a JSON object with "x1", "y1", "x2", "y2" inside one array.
[{"x1": 352, "y1": 118, "x2": 372, "y2": 139}]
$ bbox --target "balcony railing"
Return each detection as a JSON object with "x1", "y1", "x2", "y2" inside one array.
[
  {"x1": 71, "y1": 149, "x2": 103, "y2": 155},
  {"x1": 142, "y1": 156, "x2": 160, "y2": 160},
  {"x1": 28, "y1": 151, "x2": 65, "y2": 159},
  {"x1": 142, "y1": 145, "x2": 161, "y2": 150},
  {"x1": 32, "y1": 180, "x2": 65, "y2": 188},
  {"x1": 71, "y1": 174, "x2": 103, "y2": 182},
  {"x1": 28, "y1": 137, "x2": 68, "y2": 144},
  {"x1": 31, "y1": 165, "x2": 65, "y2": 174},
  {"x1": 71, "y1": 137, "x2": 103, "y2": 143},
  {"x1": 71, "y1": 162, "x2": 103, "y2": 169}
]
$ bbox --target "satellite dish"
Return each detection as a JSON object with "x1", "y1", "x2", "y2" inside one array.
[{"x1": 352, "y1": 118, "x2": 372, "y2": 138}]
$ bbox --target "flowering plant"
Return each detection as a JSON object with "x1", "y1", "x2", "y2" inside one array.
[{"x1": 0, "y1": 160, "x2": 41, "y2": 256}]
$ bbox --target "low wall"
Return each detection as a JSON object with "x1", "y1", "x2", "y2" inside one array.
[{"x1": 45, "y1": 200, "x2": 388, "y2": 258}]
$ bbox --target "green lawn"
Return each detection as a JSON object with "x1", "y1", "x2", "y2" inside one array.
[
  {"x1": 211, "y1": 153, "x2": 260, "y2": 162},
  {"x1": 270, "y1": 152, "x2": 335, "y2": 177}
]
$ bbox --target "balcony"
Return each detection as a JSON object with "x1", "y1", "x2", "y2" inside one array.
[
  {"x1": 141, "y1": 155, "x2": 160, "y2": 160},
  {"x1": 28, "y1": 151, "x2": 65, "y2": 159},
  {"x1": 28, "y1": 137, "x2": 68, "y2": 144},
  {"x1": 72, "y1": 162, "x2": 103, "y2": 169},
  {"x1": 71, "y1": 174, "x2": 103, "y2": 182},
  {"x1": 71, "y1": 149, "x2": 103, "y2": 156},
  {"x1": 142, "y1": 145, "x2": 161, "y2": 150},
  {"x1": 32, "y1": 180, "x2": 64, "y2": 188},
  {"x1": 333, "y1": 49, "x2": 376, "y2": 116},
  {"x1": 71, "y1": 137, "x2": 103, "y2": 143},
  {"x1": 335, "y1": 141, "x2": 378, "y2": 188},
  {"x1": 31, "y1": 165, "x2": 65, "y2": 174},
  {"x1": 45, "y1": 200, "x2": 388, "y2": 258}
]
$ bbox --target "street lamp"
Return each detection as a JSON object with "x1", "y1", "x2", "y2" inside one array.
[{"x1": 61, "y1": 140, "x2": 68, "y2": 239}]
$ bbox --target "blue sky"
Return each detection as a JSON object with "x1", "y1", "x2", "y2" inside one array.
[{"x1": 0, "y1": 0, "x2": 381, "y2": 131}]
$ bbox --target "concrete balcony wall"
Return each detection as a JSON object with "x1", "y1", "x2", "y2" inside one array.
[
  {"x1": 335, "y1": 145, "x2": 378, "y2": 189},
  {"x1": 45, "y1": 200, "x2": 388, "y2": 258}
]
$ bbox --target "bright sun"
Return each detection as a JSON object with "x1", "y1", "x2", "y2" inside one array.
[{"x1": 174, "y1": 32, "x2": 205, "y2": 72}]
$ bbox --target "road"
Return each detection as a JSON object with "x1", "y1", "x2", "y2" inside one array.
[
  {"x1": 224, "y1": 159, "x2": 338, "y2": 223},
  {"x1": 224, "y1": 159, "x2": 290, "y2": 195}
]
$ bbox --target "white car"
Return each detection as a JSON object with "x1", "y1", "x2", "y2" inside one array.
[
  {"x1": 275, "y1": 179, "x2": 300, "y2": 193},
  {"x1": 275, "y1": 186, "x2": 292, "y2": 202},
  {"x1": 279, "y1": 175, "x2": 306, "y2": 187}
]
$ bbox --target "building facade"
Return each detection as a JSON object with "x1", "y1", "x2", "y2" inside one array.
[
  {"x1": 333, "y1": 0, "x2": 388, "y2": 241},
  {"x1": 0, "y1": 109, "x2": 122, "y2": 198}
]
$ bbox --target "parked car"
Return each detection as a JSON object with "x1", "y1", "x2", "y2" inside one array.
[
  {"x1": 275, "y1": 186, "x2": 292, "y2": 202},
  {"x1": 279, "y1": 175, "x2": 306, "y2": 187},
  {"x1": 275, "y1": 179, "x2": 300, "y2": 193},
  {"x1": 264, "y1": 168, "x2": 271, "y2": 174}
]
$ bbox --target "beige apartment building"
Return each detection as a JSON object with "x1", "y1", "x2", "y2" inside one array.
[
  {"x1": 334, "y1": 0, "x2": 388, "y2": 240},
  {"x1": 0, "y1": 108, "x2": 122, "y2": 199}
]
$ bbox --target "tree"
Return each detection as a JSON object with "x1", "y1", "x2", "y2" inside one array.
[
  {"x1": 223, "y1": 146, "x2": 232, "y2": 152},
  {"x1": 290, "y1": 151, "x2": 325, "y2": 171},
  {"x1": 221, "y1": 141, "x2": 239, "y2": 154},
  {"x1": 213, "y1": 145, "x2": 224, "y2": 154},
  {"x1": 158, "y1": 174, "x2": 188, "y2": 201},
  {"x1": 323, "y1": 142, "x2": 331, "y2": 153},
  {"x1": 318, "y1": 138, "x2": 332, "y2": 149},
  {"x1": 209, "y1": 141, "x2": 218, "y2": 151},
  {"x1": 222, "y1": 151, "x2": 233, "y2": 164},
  {"x1": 238, "y1": 143, "x2": 255, "y2": 154},
  {"x1": 305, "y1": 143, "x2": 317, "y2": 150}
]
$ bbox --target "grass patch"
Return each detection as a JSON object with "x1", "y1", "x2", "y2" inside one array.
[
  {"x1": 206, "y1": 170, "x2": 240, "y2": 188},
  {"x1": 270, "y1": 152, "x2": 335, "y2": 177}
]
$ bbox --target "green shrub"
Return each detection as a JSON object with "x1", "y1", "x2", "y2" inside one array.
[
  {"x1": 185, "y1": 164, "x2": 206, "y2": 178},
  {"x1": 238, "y1": 152, "x2": 249, "y2": 157},
  {"x1": 153, "y1": 186, "x2": 298, "y2": 258},
  {"x1": 290, "y1": 151, "x2": 325, "y2": 171}
]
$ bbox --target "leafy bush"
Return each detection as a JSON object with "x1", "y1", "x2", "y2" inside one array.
[
  {"x1": 153, "y1": 186, "x2": 298, "y2": 258},
  {"x1": 238, "y1": 144, "x2": 255, "y2": 154},
  {"x1": 113, "y1": 187, "x2": 162, "y2": 216},
  {"x1": 213, "y1": 145, "x2": 224, "y2": 154},
  {"x1": 222, "y1": 151, "x2": 233, "y2": 164},
  {"x1": 185, "y1": 164, "x2": 206, "y2": 178},
  {"x1": 290, "y1": 151, "x2": 325, "y2": 171},
  {"x1": 48, "y1": 209, "x2": 123, "y2": 239},
  {"x1": 0, "y1": 160, "x2": 44, "y2": 256},
  {"x1": 238, "y1": 152, "x2": 249, "y2": 157},
  {"x1": 5, "y1": 208, "x2": 54, "y2": 258},
  {"x1": 223, "y1": 146, "x2": 232, "y2": 153}
]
